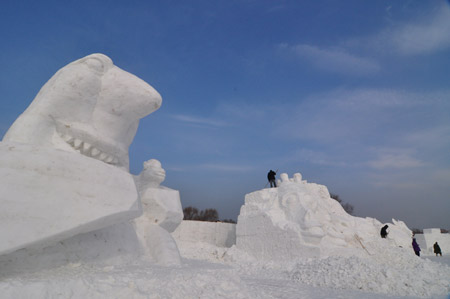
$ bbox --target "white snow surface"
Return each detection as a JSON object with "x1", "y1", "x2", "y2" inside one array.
[{"x1": 1, "y1": 237, "x2": 449, "y2": 299}]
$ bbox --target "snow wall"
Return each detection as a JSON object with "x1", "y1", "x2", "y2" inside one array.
[
  {"x1": 415, "y1": 229, "x2": 450, "y2": 255},
  {"x1": 172, "y1": 220, "x2": 236, "y2": 248},
  {"x1": 236, "y1": 173, "x2": 414, "y2": 261}
]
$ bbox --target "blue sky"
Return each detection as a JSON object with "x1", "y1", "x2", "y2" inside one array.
[{"x1": 1, "y1": 0, "x2": 449, "y2": 229}]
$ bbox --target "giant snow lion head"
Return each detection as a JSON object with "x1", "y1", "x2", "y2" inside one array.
[{"x1": 3, "y1": 54, "x2": 162, "y2": 170}]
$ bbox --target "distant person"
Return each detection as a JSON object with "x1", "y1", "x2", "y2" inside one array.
[
  {"x1": 267, "y1": 170, "x2": 277, "y2": 188},
  {"x1": 433, "y1": 242, "x2": 442, "y2": 256},
  {"x1": 380, "y1": 225, "x2": 389, "y2": 238},
  {"x1": 412, "y1": 238, "x2": 421, "y2": 257}
]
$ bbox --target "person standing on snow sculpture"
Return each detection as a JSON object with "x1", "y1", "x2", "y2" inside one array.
[
  {"x1": 380, "y1": 225, "x2": 389, "y2": 238},
  {"x1": 433, "y1": 242, "x2": 442, "y2": 256},
  {"x1": 267, "y1": 170, "x2": 277, "y2": 188},
  {"x1": 412, "y1": 238, "x2": 421, "y2": 256}
]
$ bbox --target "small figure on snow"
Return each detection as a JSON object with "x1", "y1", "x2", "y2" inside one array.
[
  {"x1": 380, "y1": 225, "x2": 389, "y2": 238},
  {"x1": 412, "y1": 238, "x2": 421, "y2": 257},
  {"x1": 267, "y1": 170, "x2": 277, "y2": 188},
  {"x1": 433, "y1": 242, "x2": 442, "y2": 256}
]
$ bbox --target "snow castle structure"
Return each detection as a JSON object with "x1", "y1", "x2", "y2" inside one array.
[
  {"x1": 0, "y1": 54, "x2": 183, "y2": 268},
  {"x1": 236, "y1": 173, "x2": 414, "y2": 261}
]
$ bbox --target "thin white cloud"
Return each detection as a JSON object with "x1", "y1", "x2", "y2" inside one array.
[
  {"x1": 276, "y1": 88, "x2": 450, "y2": 144},
  {"x1": 370, "y1": 4, "x2": 450, "y2": 55},
  {"x1": 216, "y1": 101, "x2": 274, "y2": 120},
  {"x1": 404, "y1": 125, "x2": 450, "y2": 148},
  {"x1": 170, "y1": 114, "x2": 229, "y2": 127},
  {"x1": 198, "y1": 163, "x2": 254, "y2": 172},
  {"x1": 367, "y1": 148, "x2": 424, "y2": 170},
  {"x1": 279, "y1": 43, "x2": 380, "y2": 75},
  {"x1": 286, "y1": 148, "x2": 347, "y2": 167}
]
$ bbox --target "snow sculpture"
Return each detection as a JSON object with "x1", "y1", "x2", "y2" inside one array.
[
  {"x1": 134, "y1": 159, "x2": 183, "y2": 232},
  {"x1": 0, "y1": 54, "x2": 162, "y2": 256},
  {"x1": 4, "y1": 53, "x2": 161, "y2": 170},
  {"x1": 133, "y1": 159, "x2": 183, "y2": 265},
  {"x1": 236, "y1": 173, "x2": 413, "y2": 261}
]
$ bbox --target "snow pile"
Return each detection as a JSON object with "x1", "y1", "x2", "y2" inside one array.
[
  {"x1": 286, "y1": 253, "x2": 450, "y2": 297},
  {"x1": 236, "y1": 173, "x2": 413, "y2": 261},
  {"x1": 174, "y1": 238, "x2": 450, "y2": 298},
  {"x1": 0, "y1": 261, "x2": 261, "y2": 299}
]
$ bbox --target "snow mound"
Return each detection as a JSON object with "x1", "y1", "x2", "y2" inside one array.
[
  {"x1": 0, "y1": 261, "x2": 263, "y2": 299},
  {"x1": 286, "y1": 252, "x2": 450, "y2": 298},
  {"x1": 236, "y1": 173, "x2": 413, "y2": 261}
]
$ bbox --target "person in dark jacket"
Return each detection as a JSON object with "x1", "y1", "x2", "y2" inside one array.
[
  {"x1": 433, "y1": 242, "x2": 442, "y2": 256},
  {"x1": 380, "y1": 225, "x2": 389, "y2": 238},
  {"x1": 267, "y1": 170, "x2": 277, "y2": 188},
  {"x1": 412, "y1": 238, "x2": 421, "y2": 257}
]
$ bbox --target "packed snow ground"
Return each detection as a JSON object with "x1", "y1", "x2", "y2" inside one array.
[
  {"x1": 2, "y1": 238, "x2": 448, "y2": 299},
  {"x1": 176, "y1": 240, "x2": 450, "y2": 299}
]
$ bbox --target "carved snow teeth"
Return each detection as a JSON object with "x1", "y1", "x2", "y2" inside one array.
[
  {"x1": 91, "y1": 148, "x2": 100, "y2": 157},
  {"x1": 82, "y1": 142, "x2": 91, "y2": 154},
  {"x1": 59, "y1": 133, "x2": 118, "y2": 165},
  {"x1": 73, "y1": 139, "x2": 82, "y2": 149},
  {"x1": 63, "y1": 135, "x2": 74, "y2": 143}
]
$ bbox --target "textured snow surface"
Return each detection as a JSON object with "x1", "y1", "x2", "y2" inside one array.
[
  {"x1": 3, "y1": 252, "x2": 448, "y2": 299},
  {"x1": 237, "y1": 174, "x2": 414, "y2": 261},
  {"x1": 173, "y1": 240, "x2": 450, "y2": 298}
]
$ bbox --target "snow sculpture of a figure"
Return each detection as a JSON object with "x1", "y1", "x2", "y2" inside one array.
[
  {"x1": 133, "y1": 159, "x2": 183, "y2": 265},
  {"x1": 0, "y1": 54, "x2": 162, "y2": 256}
]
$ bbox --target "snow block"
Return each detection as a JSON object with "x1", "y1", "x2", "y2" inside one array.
[
  {"x1": 0, "y1": 222, "x2": 142, "y2": 273},
  {"x1": 0, "y1": 142, "x2": 141, "y2": 256},
  {"x1": 172, "y1": 220, "x2": 236, "y2": 248},
  {"x1": 415, "y1": 228, "x2": 450, "y2": 255}
]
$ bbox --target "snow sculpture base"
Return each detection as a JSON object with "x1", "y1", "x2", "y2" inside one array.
[
  {"x1": 236, "y1": 173, "x2": 413, "y2": 261},
  {"x1": 0, "y1": 222, "x2": 142, "y2": 274},
  {"x1": 133, "y1": 219, "x2": 181, "y2": 265},
  {"x1": 0, "y1": 142, "x2": 141, "y2": 256},
  {"x1": 139, "y1": 187, "x2": 183, "y2": 233}
]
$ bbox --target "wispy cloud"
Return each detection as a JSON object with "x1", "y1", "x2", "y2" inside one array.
[
  {"x1": 216, "y1": 101, "x2": 274, "y2": 120},
  {"x1": 369, "y1": 4, "x2": 450, "y2": 55},
  {"x1": 367, "y1": 148, "x2": 425, "y2": 170},
  {"x1": 404, "y1": 125, "x2": 450, "y2": 148},
  {"x1": 285, "y1": 148, "x2": 347, "y2": 167},
  {"x1": 170, "y1": 114, "x2": 229, "y2": 128},
  {"x1": 276, "y1": 88, "x2": 450, "y2": 144},
  {"x1": 198, "y1": 163, "x2": 254, "y2": 172},
  {"x1": 279, "y1": 43, "x2": 380, "y2": 75}
]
